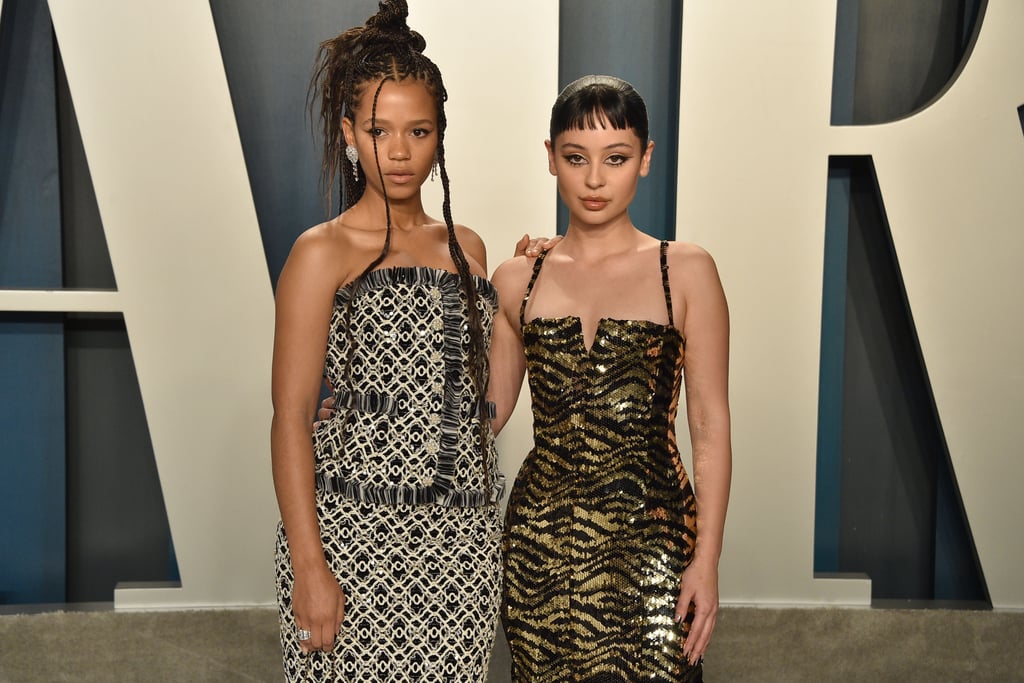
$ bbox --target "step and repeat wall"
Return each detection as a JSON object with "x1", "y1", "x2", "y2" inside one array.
[{"x1": 1, "y1": 0, "x2": 1021, "y2": 610}]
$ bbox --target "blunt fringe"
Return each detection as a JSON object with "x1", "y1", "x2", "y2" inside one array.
[{"x1": 549, "y1": 75, "x2": 649, "y2": 148}]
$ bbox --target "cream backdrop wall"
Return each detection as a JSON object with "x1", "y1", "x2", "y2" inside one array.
[
  {"x1": 0, "y1": 1, "x2": 558, "y2": 609},
  {"x1": 678, "y1": 1, "x2": 1024, "y2": 608},
  {"x1": 409, "y1": 2, "x2": 558, "y2": 511},
  {"x1": 38, "y1": 0, "x2": 278, "y2": 608},
  {"x1": 2, "y1": 1, "x2": 1019, "y2": 610}
]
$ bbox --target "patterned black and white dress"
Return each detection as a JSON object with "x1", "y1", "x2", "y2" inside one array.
[{"x1": 275, "y1": 267, "x2": 504, "y2": 683}]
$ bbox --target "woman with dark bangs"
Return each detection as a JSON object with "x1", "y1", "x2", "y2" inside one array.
[{"x1": 492, "y1": 75, "x2": 732, "y2": 682}]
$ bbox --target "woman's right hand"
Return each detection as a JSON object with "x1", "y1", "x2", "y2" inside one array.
[
  {"x1": 292, "y1": 563, "x2": 346, "y2": 654},
  {"x1": 514, "y1": 233, "x2": 562, "y2": 258},
  {"x1": 315, "y1": 393, "x2": 336, "y2": 424}
]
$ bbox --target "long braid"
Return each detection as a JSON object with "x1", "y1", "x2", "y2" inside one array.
[
  {"x1": 310, "y1": 0, "x2": 493, "y2": 488},
  {"x1": 339, "y1": 79, "x2": 393, "y2": 395},
  {"x1": 430, "y1": 62, "x2": 492, "y2": 491}
]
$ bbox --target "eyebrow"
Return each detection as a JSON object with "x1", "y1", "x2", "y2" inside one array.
[
  {"x1": 360, "y1": 118, "x2": 435, "y2": 127},
  {"x1": 559, "y1": 142, "x2": 635, "y2": 151}
]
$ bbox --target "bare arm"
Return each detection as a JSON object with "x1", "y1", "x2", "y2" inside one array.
[
  {"x1": 271, "y1": 230, "x2": 346, "y2": 653},
  {"x1": 488, "y1": 258, "x2": 531, "y2": 434},
  {"x1": 671, "y1": 245, "x2": 732, "y2": 666}
]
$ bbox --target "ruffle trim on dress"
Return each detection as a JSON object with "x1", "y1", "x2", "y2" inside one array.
[
  {"x1": 335, "y1": 266, "x2": 498, "y2": 309},
  {"x1": 333, "y1": 387, "x2": 399, "y2": 417},
  {"x1": 323, "y1": 266, "x2": 500, "y2": 508},
  {"x1": 335, "y1": 388, "x2": 495, "y2": 421},
  {"x1": 315, "y1": 470, "x2": 506, "y2": 508}
]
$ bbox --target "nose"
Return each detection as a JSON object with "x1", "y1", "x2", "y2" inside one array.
[
  {"x1": 585, "y1": 163, "x2": 604, "y2": 189},
  {"x1": 389, "y1": 136, "x2": 410, "y2": 161}
]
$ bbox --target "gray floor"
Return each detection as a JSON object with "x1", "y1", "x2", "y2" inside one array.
[{"x1": 1, "y1": 605, "x2": 1022, "y2": 681}]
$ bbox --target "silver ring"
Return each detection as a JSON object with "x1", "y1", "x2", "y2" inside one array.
[{"x1": 296, "y1": 628, "x2": 312, "y2": 641}]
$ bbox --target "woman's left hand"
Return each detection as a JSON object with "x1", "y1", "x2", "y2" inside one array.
[{"x1": 674, "y1": 556, "x2": 720, "y2": 666}]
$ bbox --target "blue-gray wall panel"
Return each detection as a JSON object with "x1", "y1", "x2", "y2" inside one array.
[
  {"x1": 816, "y1": 1, "x2": 988, "y2": 605},
  {"x1": 64, "y1": 315, "x2": 175, "y2": 602},
  {"x1": 557, "y1": 0, "x2": 681, "y2": 240},
  {"x1": 814, "y1": 164, "x2": 850, "y2": 574},
  {"x1": 0, "y1": 0, "x2": 62, "y2": 286},
  {"x1": 0, "y1": 0, "x2": 66, "y2": 605},
  {"x1": 0, "y1": 315, "x2": 66, "y2": 604},
  {"x1": 209, "y1": 0, "x2": 379, "y2": 287}
]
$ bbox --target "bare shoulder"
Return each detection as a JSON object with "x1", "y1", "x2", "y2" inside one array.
[
  {"x1": 453, "y1": 223, "x2": 485, "y2": 250},
  {"x1": 490, "y1": 255, "x2": 536, "y2": 311},
  {"x1": 281, "y1": 219, "x2": 359, "y2": 291},
  {"x1": 665, "y1": 240, "x2": 714, "y2": 264},
  {"x1": 664, "y1": 240, "x2": 721, "y2": 284},
  {"x1": 663, "y1": 241, "x2": 728, "y2": 329},
  {"x1": 491, "y1": 254, "x2": 535, "y2": 288},
  {"x1": 453, "y1": 223, "x2": 488, "y2": 272},
  {"x1": 286, "y1": 222, "x2": 339, "y2": 268}
]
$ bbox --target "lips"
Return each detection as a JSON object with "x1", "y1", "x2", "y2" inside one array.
[
  {"x1": 386, "y1": 172, "x2": 416, "y2": 185},
  {"x1": 581, "y1": 197, "x2": 609, "y2": 210}
]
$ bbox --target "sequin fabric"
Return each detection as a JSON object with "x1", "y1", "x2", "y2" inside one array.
[
  {"x1": 276, "y1": 267, "x2": 503, "y2": 682},
  {"x1": 502, "y1": 243, "x2": 701, "y2": 682}
]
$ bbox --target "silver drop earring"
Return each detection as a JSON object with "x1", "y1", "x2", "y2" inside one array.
[{"x1": 345, "y1": 144, "x2": 360, "y2": 182}]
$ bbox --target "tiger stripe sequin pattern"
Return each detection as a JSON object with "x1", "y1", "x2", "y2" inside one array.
[{"x1": 501, "y1": 242, "x2": 702, "y2": 682}]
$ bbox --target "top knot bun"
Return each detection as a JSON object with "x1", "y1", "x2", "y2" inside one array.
[{"x1": 362, "y1": 0, "x2": 427, "y2": 53}]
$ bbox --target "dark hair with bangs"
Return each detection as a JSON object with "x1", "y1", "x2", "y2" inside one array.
[{"x1": 549, "y1": 75, "x2": 649, "y2": 147}]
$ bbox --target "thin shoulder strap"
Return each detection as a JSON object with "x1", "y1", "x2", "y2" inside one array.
[
  {"x1": 519, "y1": 249, "x2": 550, "y2": 328},
  {"x1": 660, "y1": 240, "x2": 675, "y2": 327}
]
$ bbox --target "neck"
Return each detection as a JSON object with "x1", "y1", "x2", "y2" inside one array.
[
  {"x1": 561, "y1": 213, "x2": 644, "y2": 258},
  {"x1": 353, "y1": 187, "x2": 428, "y2": 231}
]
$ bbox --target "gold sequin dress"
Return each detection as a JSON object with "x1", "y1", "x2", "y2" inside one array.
[{"x1": 502, "y1": 242, "x2": 701, "y2": 682}]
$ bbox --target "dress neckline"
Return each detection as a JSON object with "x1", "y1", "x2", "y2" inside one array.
[
  {"x1": 335, "y1": 265, "x2": 496, "y2": 299},
  {"x1": 519, "y1": 240, "x2": 680, "y2": 352},
  {"x1": 524, "y1": 315, "x2": 684, "y2": 355}
]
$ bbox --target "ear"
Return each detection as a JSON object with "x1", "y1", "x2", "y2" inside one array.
[
  {"x1": 342, "y1": 117, "x2": 356, "y2": 147},
  {"x1": 639, "y1": 140, "x2": 655, "y2": 177},
  {"x1": 545, "y1": 140, "x2": 557, "y2": 176}
]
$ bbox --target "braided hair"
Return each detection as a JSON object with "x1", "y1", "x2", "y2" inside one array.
[{"x1": 310, "y1": 0, "x2": 492, "y2": 489}]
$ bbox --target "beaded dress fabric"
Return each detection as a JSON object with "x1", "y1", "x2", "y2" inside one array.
[
  {"x1": 275, "y1": 267, "x2": 504, "y2": 683},
  {"x1": 502, "y1": 242, "x2": 701, "y2": 682}
]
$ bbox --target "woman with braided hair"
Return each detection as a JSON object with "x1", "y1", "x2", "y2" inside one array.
[{"x1": 270, "y1": 2, "x2": 522, "y2": 680}]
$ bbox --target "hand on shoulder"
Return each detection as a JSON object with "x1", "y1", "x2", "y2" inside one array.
[{"x1": 514, "y1": 233, "x2": 563, "y2": 258}]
